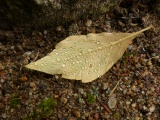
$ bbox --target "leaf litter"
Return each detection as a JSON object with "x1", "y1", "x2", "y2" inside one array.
[{"x1": 25, "y1": 25, "x2": 153, "y2": 83}]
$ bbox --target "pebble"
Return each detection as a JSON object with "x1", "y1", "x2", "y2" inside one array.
[
  {"x1": 58, "y1": 113, "x2": 62, "y2": 119},
  {"x1": 22, "y1": 58, "x2": 29, "y2": 65},
  {"x1": 147, "y1": 60, "x2": 152, "y2": 66},
  {"x1": 149, "y1": 105, "x2": 155, "y2": 112},
  {"x1": 126, "y1": 101, "x2": 131, "y2": 105},
  {"x1": 131, "y1": 85, "x2": 136, "y2": 91},
  {"x1": 0, "y1": 63, "x2": 4, "y2": 70},
  {"x1": 30, "y1": 82, "x2": 36, "y2": 88},
  {"x1": 56, "y1": 26, "x2": 63, "y2": 31},
  {"x1": 78, "y1": 88, "x2": 84, "y2": 94},
  {"x1": 5, "y1": 31, "x2": 15, "y2": 39},
  {"x1": 22, "y1": 51, "x2": 32, "y2": 58},
  {"x1": 2, "y1": 113, "x2": 7, "y2": 118},
  {"x1": 19, "y1": 76, "x2": 28, "y2": 82},
  {"x1": 88, "y1": 116, "x2": 93, "y2": 120},
  {"x1": 61, "y1": 96, "x2": 67, "y2": 104},
  {"x1": 108, "y1": 97, "x2": 117, "y2": 109},
  {"x1": 43, "y1": 30, "x2": 47, "y2": 35},
  {"x1": 94, "y1": 113, "x2": 99, "y2": 119},
  {"x1": 131, "y1": 103, "x2": 136, "y2": 108},
  {"x1": 86, "y1": 20, "x2": 92, "y2": 27},
  {"x1": 72, "y1": 108, "x2": 81, "y2": 118},
  {"x1": 102, "y1": 82, "x2": 108, "y2": 90}
]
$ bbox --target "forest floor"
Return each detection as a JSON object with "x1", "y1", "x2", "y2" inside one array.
[{"x1": 0, "y1": 1, "x2": 160, "y2": 120}]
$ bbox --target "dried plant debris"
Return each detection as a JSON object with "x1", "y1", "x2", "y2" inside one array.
[{"x1": 25, "y1": 25, "x2": 153, "y2": 83}]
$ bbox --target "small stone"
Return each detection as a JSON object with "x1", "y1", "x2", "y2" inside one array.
[
  {"x1": 131, "y1": 85, "x2": 136, "y2": 91},
  {"x1": 78, "y1": 88, "x2": 84, "y2": 94},
  {"x1": 126, "y1": 101, "x2": 131, "y2": 105},
  {"x1": 30, "y1": 82, "x2": 36, "y2": 88},
  {"x1": 72, "y1": 108, "x2": 81, "y2": 118},
  {"x1": 21, "y1": 92, "x2": 29, "y2": 99},
  {"x1": 5, "y1": 31, "x2": 15, "y2": 39},
  {"x1": 61, "y1": 97, "x2": 67, "y2": 104},
  {"x1": 131, "y1": 103, "x2": 136, "y2": 108},
  {"x1": 153, "y1": 56, "x2": 159, "y2": 60},
  {"x1": 22, "y1": 51, "x2": 32, "y2": 58},
  {"x1": 108, "y1": 97, "x2": 117, "y2": 109},
  {"x1": 102, "y1": 82, "x2": 108, "y2": 90},
  {"x1": 19, "y1": 76, "x2": 28, "y2": 82},
  {"x1": 88, "y1": 116, "x2": 93, "y2": 120},
  {"x1": 22, "y1": 58, "x2": 29, "y2": 65},
  {"x1": 2, "y1": 113, "x2": 7, "y2": 118},
  {"x1": 56, "y1": 26, "x2": 63, "y2": 31},
  {"x1": 94, "y1": 113, "x2": 99, "y2": 119},
  {"x1": 149, "y1": 105, "x2": 155, "y2": 112},
  {"x1": 43, "y1": 30, "x2": 47, "y2": 35},
  {"x1": 147, "y1": 60, "x2": 152, "y2": 66},
  {"x1": 58, "y1": 113, "x2": 62, "y2": 119},
  {"x1": 86, "y1": 20, "x2": 92, "y2": 27},
  {"x1": 0, "y1": 63, "x2": 4, "y2": 70}
]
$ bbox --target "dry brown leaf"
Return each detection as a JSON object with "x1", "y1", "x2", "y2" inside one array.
[{"x1": 25, "y1": 25, "x2": 152, "y2": 83}]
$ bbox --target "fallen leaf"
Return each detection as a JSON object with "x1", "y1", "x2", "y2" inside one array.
[{"x1": 25, "y1": 25, "x2": 152, "y2": 83}]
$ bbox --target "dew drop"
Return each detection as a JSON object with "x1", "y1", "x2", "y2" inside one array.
[
  {"x1": 98, "y1": 46, "x2": 102, "y2": 49},
  {"x1": 41, "y1": 64, "x2": 44, "y2": 66},
  {"x1": 34, "y1": 63, "x2": 37, "y2": 66},
  {"x1": 56, "y1": 58, "x2": 61, "y2": 61},
  {"x1": 94, "y1": 52, "x2": 97, "y2": 54},
  {"x1": 76, "y1": 61, "x2": 79, "y2": 63},
  {"x1": 76, "y1": 56, "x2": 80, "y2": 59},
  {"x1": 91, "y1": 59, "x2": 94, "y2": 61},
  {"x1": 108, "y1": 53, "x2": 111, "y2": 55},
  {"x1": 88, "y1": 49, "x2": 92, "y2": 52},
  {"x1": 55, "y1": 52, "x2": 59, "y2": 55},
  {"x1": 61, "y1": 63, "x2": 66, "y2": 67},
  {"x1": 97, "y1": 41, "x2": 100, "y2": 44}
]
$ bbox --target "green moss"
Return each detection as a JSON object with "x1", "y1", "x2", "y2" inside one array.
[
  {"x1": 11, "y1": 93, "x2": 19, "y2": 108},
  {"x1": 86, "y1": 92, "x2": 95, "y2": 104},
  {"x1": 38, "y1": 98, "x2": 57, "y2": 117},
  {"x1": 113, "y1": 113, "x2": 121, "y2": 119},
  {"x1": 23, "y1": 98, "x2": 57, "y2": 120}
]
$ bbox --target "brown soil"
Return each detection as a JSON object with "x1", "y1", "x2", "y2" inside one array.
[{"x1": 0, "y1": 1, "x2": 160, "y2": 120}]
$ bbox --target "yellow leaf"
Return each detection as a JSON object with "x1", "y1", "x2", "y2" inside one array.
[{"x1": 25, "y1": 25, "x2": 152, "y2": 83}]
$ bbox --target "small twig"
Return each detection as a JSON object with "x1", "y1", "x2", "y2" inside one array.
[
  {"x1": 96, "y1": 98, "x2": 111, "y2": 113},
  {"x1": 108, "y1": 76, "x2": 123, "y2": 97}
]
